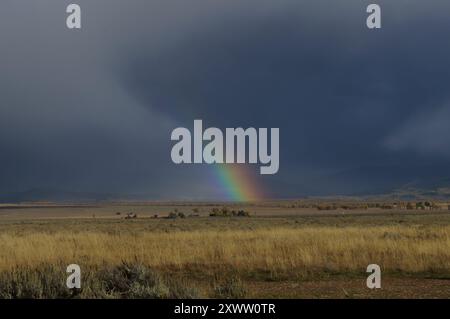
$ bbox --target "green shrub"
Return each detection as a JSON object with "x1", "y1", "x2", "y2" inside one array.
[
  {"x1": 98, "y1": 263, "x2": 169, "y2": 298},
  {"x1": 237, "y1": 210, "x2": 250, "y2": 217},
  {"x1": 0, "y1": 263, "x2": 202, "y2": 299},
  {"x1": 167, "y1": 212, "x2": 178, "y2": 219},
  {"x1": 0, "y1": 265, "x2": 72, "y2": 299},
  {"x1": 214, "y1": 275, "x2": 247, "y2": 299}
]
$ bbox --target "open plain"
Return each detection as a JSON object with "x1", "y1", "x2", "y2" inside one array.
[{"x1": 0, "y1": 201, "x2": 448, "y2": 298}]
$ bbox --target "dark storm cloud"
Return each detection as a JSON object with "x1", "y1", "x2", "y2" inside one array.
[
  {"x1": 118, "y1": 0, "x2": 450, "y2": 195},
  {"x1": 1, "y1": 0, "x2": 450, "y2": 199}
]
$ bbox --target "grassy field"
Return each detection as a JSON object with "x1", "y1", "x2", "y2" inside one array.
[{"x1": 0, "y1": 203, "x2": 449, "y2": 298}]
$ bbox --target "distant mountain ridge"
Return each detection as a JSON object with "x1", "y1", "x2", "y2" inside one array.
[
  {"x1": 0, "y1": 188, "x2": 132, "y2": 203},
  {"x1": 319, "y1": 163, "x2": 450, "y2": 199},
  {"x1": 269, "y1": 164, "x2": 450, "y2": 200},
  {"x1": 3, "y1": 172, "x2": 450, "y2": 203}
]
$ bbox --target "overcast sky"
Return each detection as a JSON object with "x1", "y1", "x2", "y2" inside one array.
[{"x1": 1, "y1": 0, "x2": 450, "y2": 200}]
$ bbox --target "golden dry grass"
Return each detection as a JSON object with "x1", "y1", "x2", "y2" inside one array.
[{"x1": 0, "y1": 225, "x2": 448, "y2": 275}]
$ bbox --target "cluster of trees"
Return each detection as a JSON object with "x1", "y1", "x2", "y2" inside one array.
[
  {"x1": 167, "y1": 211, "x2": 185, "y2": 219},
  {"x1": 314, "y1": 201, "x2": 446, "y2": 211},
  {"x1": 166, "y1": 208, "x2": 201, "y2": 219},
  {"x1": 209, "y1": 207, "x2": 251, "y2": 217},
  {"x1": 373, "y1": 201, "x2": 440, "y2": 210},
  {"x1": 406, "y1": 201, "x2": 440, "y2": 210},
  {"x1": 316, "y1": 203, "x2": 369, "y2": 211},
  {"x1": 366, "y1": 201, "x2": 442, "y2": 210}
]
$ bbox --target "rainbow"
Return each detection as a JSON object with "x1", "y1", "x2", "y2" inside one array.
[{"x1": 211, "y1": 164, "x2": 264, "y2": 202}]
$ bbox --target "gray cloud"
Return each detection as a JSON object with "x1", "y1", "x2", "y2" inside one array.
[
  {"x1": 385, "y1": 103, "x2": 450, "y2": 156},
  {"x1": 1, "y1": 0, "x2": 450, "y2": 199}
]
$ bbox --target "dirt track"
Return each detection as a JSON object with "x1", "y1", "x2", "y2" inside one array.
[{"x1": 248, "y1": 277, "x2": 450, "y2": 298}]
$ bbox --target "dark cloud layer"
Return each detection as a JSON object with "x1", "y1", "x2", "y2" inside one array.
[{"x1": 1, "y1": 0, "x2": 450, "y2": 200}]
